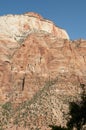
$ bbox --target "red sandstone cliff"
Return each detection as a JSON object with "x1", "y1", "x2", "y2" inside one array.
[{"x1": 0, "y1": 12, "x2": 86, "y2": 130}]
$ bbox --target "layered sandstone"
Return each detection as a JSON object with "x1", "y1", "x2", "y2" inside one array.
[
  {"x1": 0, "y1": 12, "x2": 69, "y2": 41},
  {"x1": 0, "y1": 12, "x2": 86, "y2": 130}
]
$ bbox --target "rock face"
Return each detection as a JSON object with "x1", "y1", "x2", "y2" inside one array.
[
  {"x1": 0, "y1": 12, "x2": 86, "y2": 130},
  {"x1": 0, "y1": 12, "x2": 69, "y2": 40}
]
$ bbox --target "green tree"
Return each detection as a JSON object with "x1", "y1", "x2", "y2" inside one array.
[
  {"x1": 67, "y1": 84, "x2": 86, "y2": 130},
  {"x1": 49, "y1": 84, "x2": 86, "y2": 130}
]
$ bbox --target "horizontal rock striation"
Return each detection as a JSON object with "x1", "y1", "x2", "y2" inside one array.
[{"x1": 0, "y1": 12, "x2": 86, "y2": 130}]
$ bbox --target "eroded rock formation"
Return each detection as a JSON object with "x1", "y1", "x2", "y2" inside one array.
[
  {"x1": 0, "y1": 12, "x2": 86, "y2": 130},
  {"x1": 0, "y1": 12, "x2": 69, "y2": 41}
]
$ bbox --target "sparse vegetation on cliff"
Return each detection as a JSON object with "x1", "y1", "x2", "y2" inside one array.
[
  {"x1": 0, "y1": 81, "x2": 86, "y2": 130},
  {"x1": 49, "y1": 84, "x2": 86, "y2": 130},
  {"x1": 0, "y1": 102, "x2": 13, "y2": 130}
]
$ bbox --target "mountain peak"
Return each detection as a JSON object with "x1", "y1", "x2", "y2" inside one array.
[
  {"x1": 24, "y1": 12, "x2": 43, "y2": 19},
  {"x1": 0, "y1": 12, "x2": 69, "y2": 41}
]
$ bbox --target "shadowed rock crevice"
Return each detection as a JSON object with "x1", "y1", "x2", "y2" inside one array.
[{"x1": 0, "y1": 12, "x2": 86, "y2": 130}]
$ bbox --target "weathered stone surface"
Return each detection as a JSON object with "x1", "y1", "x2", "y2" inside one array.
[
  {"x1": 0, "y1": 12, "x2": 69, "y2": 41},
  {"x1": 0, "y1": 12, "x2": 86, "y2": 130}
]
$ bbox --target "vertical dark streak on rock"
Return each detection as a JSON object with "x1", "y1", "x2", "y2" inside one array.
[{"x1": 22, "y1": 76, "x2": 25, "y2": 91}]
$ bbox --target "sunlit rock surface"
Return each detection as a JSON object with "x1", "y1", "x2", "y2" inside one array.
[{"x1": 0, "y1": 12, "x2": 86, "y2": 130}]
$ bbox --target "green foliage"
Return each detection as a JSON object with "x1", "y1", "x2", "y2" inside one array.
[
  {"x1": 2, "y1": 102, "x2": 12, "y2": 111},
  {"x1": 49, "y1": 84, "x2": 86, "y2": 130},
  {"x1": 0, "y1": 102, "x2": 13, "y2": 130},
  {"x1": 67, "y1": 85, "x2": 86, "y2": 130}
]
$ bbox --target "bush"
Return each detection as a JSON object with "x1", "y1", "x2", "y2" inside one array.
[{"x1": 49, "y1": 84, "x2": 86, "y2": 130}]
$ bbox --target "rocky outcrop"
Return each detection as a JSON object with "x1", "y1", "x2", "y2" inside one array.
[
  {"x1": 0, "y1": 12, "x2": 69, "y2": 41},
  {"x1": 0, "y1": 12, "x2": 86, "y2": 130}
]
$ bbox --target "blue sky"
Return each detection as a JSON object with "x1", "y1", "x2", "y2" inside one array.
[{"x1": 0, "y1": 0, "x2": 86, "y2": 40}]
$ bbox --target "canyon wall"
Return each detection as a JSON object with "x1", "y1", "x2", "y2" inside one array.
[{"x1": 0, "y1": 12, "x2": 86, "y2": 130}]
